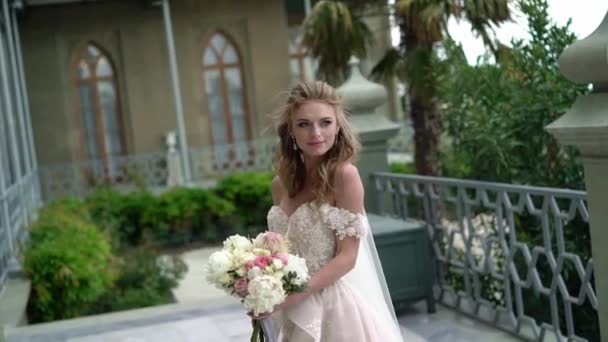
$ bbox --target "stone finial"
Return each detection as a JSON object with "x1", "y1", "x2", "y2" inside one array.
[
  {"x1": 558, "y1": 12, "x2": 608, "y2": 84},
  {"x1": 546, "y1": 12, "x2": 608, "y2": 157},
  {"x1": 337, "y1": 56, "x2": 388, "y2": 115},
  {"x1": 165, "y1": 130, "x2": 177, "y2": 152}
]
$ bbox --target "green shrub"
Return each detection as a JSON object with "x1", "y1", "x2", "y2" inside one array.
[
  {"x1": 214, "y1": 172, "x2": 273, "y2": 235},
  {"x1": 90, "y1": 248, "x2": 187, "y2": 313},
  {"x1": 40, "y1": 197, "x2": 91, "y2": 221},
  {"x1": 389, "y1": 162, "x2": 416, "y2": 174},
  {"x1": 152, "y1": 187, "x2": 235, "y2": 245},
  {"x1": 25, "y1": 208, "x2": 116, "y2": 323},
  {"x1": 86, "y1": 188, "x2": 160, "y2": 249}
]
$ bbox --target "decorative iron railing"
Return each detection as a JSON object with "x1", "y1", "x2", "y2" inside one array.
[
  {"x1": 38, "y1": 151, "x2": 169, "y2": 201},
  {"x1": 189, "y1": 137, "x2": 276, "y2": 183},
  {"x1": 38, "y1": 138, "x2": 278, "y2": 202},
  {"x1": 371, "y1": 172, "x2": 597, "y2": 342}
]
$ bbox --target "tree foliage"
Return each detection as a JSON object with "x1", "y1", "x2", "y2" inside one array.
[{"x1": 437, "y1": 0, "x2": 588, "y2": 190}]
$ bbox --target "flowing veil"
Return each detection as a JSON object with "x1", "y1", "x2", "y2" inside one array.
[{"x1": 341, "y1": 215, "x2": 403, "y2": 340}]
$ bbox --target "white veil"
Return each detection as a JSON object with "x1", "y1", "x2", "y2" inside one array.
[{"x1": 342, "y1": 215, "x2": 403, "y2": 340}]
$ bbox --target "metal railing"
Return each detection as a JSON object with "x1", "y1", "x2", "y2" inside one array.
[
  {"x1": 189, "y1": 137, "x2": 276, "y2": 183},
  {"x1": 38, "y1": 151, "x2": 170, "y2": 201},
  {"x1": 38, "y1": 138, "x2": 278, "y2": 202},
  {"x1": 371, "y1": 172, "x2": 597, "y2": 342}
]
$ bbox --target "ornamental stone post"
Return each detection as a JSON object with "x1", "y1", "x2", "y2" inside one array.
[
  {"x1": 546, "y1": 11, "x2": 608, "y2": 341},
  {"x1": 337, "y1": 57, "x2": 400, "y2": 212}
]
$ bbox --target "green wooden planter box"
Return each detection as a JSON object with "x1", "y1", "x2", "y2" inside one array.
[{"x1": 368, "y1": 214, "x2": 436, "y2": 313}]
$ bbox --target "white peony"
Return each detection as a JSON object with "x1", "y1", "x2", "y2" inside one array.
[
  {"x1": 205, "y1": 250, "x2": 233, "y2": 287},
  {"x1": 223, "y1": 235, "x2": 253, "y2": 252},
  {"x1": 244, "y1": 275, "x2": 286, "y2": 316},
  {"x1": 247, "y1": 266, "x2": 264, "y2": 279},
  {"x1": 284, "y1": 254, "x2": 309, "y2": 286}
]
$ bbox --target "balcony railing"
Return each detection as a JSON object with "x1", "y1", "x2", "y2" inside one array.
[
  {"x1": 371, "y1": 172, "x2": 597, "y2": 342},
  {"x1": 38, "y1": 151, "x2": 170, "y2": 201},
  {"x1": 38, "y1": 138, "x2": 278, "y2": 202},
  {"x1": 189, "y1": 137, "x2": 276, "y2": 182}
]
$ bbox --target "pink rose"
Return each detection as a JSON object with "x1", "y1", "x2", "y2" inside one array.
[
  {"x1": 245, "y1": 260, "x2": 256, "y2": 271},
  {"x1": 253, "y1": 255, "x2": 273, "y2": 269},
  {"x1": 274, "y1": 253, "x2": 289, "y2": 266},
  {"x1": 234, "y1": 277, "x2": 249, "y2": 297}
]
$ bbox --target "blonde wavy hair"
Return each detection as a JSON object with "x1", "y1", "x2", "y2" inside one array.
[{"x1": 272, "y1": 81, "x2": 360, "y2": 201}]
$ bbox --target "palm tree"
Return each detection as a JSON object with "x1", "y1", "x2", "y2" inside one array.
[
  {"x1": 303, "y1": 0, "x2": 511, "y2": 176},
  {"x1": 301, "y1": 0, "x2": 373, "y2": 85}
]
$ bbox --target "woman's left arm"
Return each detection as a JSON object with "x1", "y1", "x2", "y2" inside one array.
[{"x1": 277, "y1": 164, "x2": 364, "y2": 309}]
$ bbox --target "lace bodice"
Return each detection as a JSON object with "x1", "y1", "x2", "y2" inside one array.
[{"x1": 267, "y1": 202, "x2": 369, "y2": 274}]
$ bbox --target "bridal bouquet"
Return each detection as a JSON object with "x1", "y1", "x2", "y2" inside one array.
[{"x1": 205, "y1": 231, "x2": 309, "y2": 342}]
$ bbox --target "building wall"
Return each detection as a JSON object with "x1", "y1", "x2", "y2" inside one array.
[{"x1": 19, "y1": 0, "x2": 290, "y2": 165}]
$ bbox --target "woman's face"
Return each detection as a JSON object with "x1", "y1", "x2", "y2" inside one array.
[{"x1": 290, "y1": 100, "x2": 339, "y2": 160}]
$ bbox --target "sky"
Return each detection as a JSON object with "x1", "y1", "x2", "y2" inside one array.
[{"x1": 391, "y1": 1, "x2": 608, "y2": 64}]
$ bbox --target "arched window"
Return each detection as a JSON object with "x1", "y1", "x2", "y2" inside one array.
[
  {"x1": 202, "y1": 32, "x2": 252, "y2": 164},
  {"x1": 289, "y1": 31, "x2": 315, "y2": 83},
  {"x1": 73, "y1": 43, "x2": 125, "y2": 179}
]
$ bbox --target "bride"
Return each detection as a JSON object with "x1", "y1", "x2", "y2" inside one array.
[{"x1": 250, "y1": 80, "x2": 403, "y2": 341}]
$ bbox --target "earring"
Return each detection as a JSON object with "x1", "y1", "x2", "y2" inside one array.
[{"x1": 292, "y1": 136, "x2": 298, "y2": 151}]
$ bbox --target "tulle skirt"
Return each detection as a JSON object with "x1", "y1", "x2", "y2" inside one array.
[{"x1": 267, "y1": 279, "x2": 403, "y2": 342}]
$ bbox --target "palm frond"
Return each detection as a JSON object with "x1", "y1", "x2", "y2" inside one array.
[
  {"x1": 302, "y1": 0, "x2": 372, "y2": 85},
  {"x1": 370, "y1": 48, "x2": 406, "y2": 82}
]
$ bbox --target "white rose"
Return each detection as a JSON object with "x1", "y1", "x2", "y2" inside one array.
[
  {"x1": 223, "y1": 235, "x2": 253, "y2": 252},
  {"x1": 243, "y1": 275, "x2": 286, "y2": 316}
]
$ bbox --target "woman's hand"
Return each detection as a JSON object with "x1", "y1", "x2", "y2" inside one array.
[
  {"x1": 248, "y1": 291, "x2": 310, "y2": 320},
  {"x1": 276, "y1": 291, "x2": 309, "y2": 311},
  {"x1": 249, "y1": 311, "x2": 273, "y2": 321}
]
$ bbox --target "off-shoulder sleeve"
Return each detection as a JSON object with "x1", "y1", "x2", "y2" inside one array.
[{"x1": 320, "y1": 204, "x2": 369, "y2": 240}]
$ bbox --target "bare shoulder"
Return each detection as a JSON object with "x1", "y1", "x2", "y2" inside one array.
[
  {"x1": 333, "y1": 163, "x2": 364, "y2": 213},
  {"x1": 334, "y1": 163, "x2": 363, "y2": 192},
  {"x1": 271, "y1": 176, "x2": 284, "y2": 205}
]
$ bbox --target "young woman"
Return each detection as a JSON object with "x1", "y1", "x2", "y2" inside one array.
[{"x1": 253, "y1": 81, "x2": 403, "y2": 341}]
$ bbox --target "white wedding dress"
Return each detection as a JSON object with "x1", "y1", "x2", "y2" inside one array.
[{"x1": 264, "y1": 201, "x2": 404, "y2": 342}]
